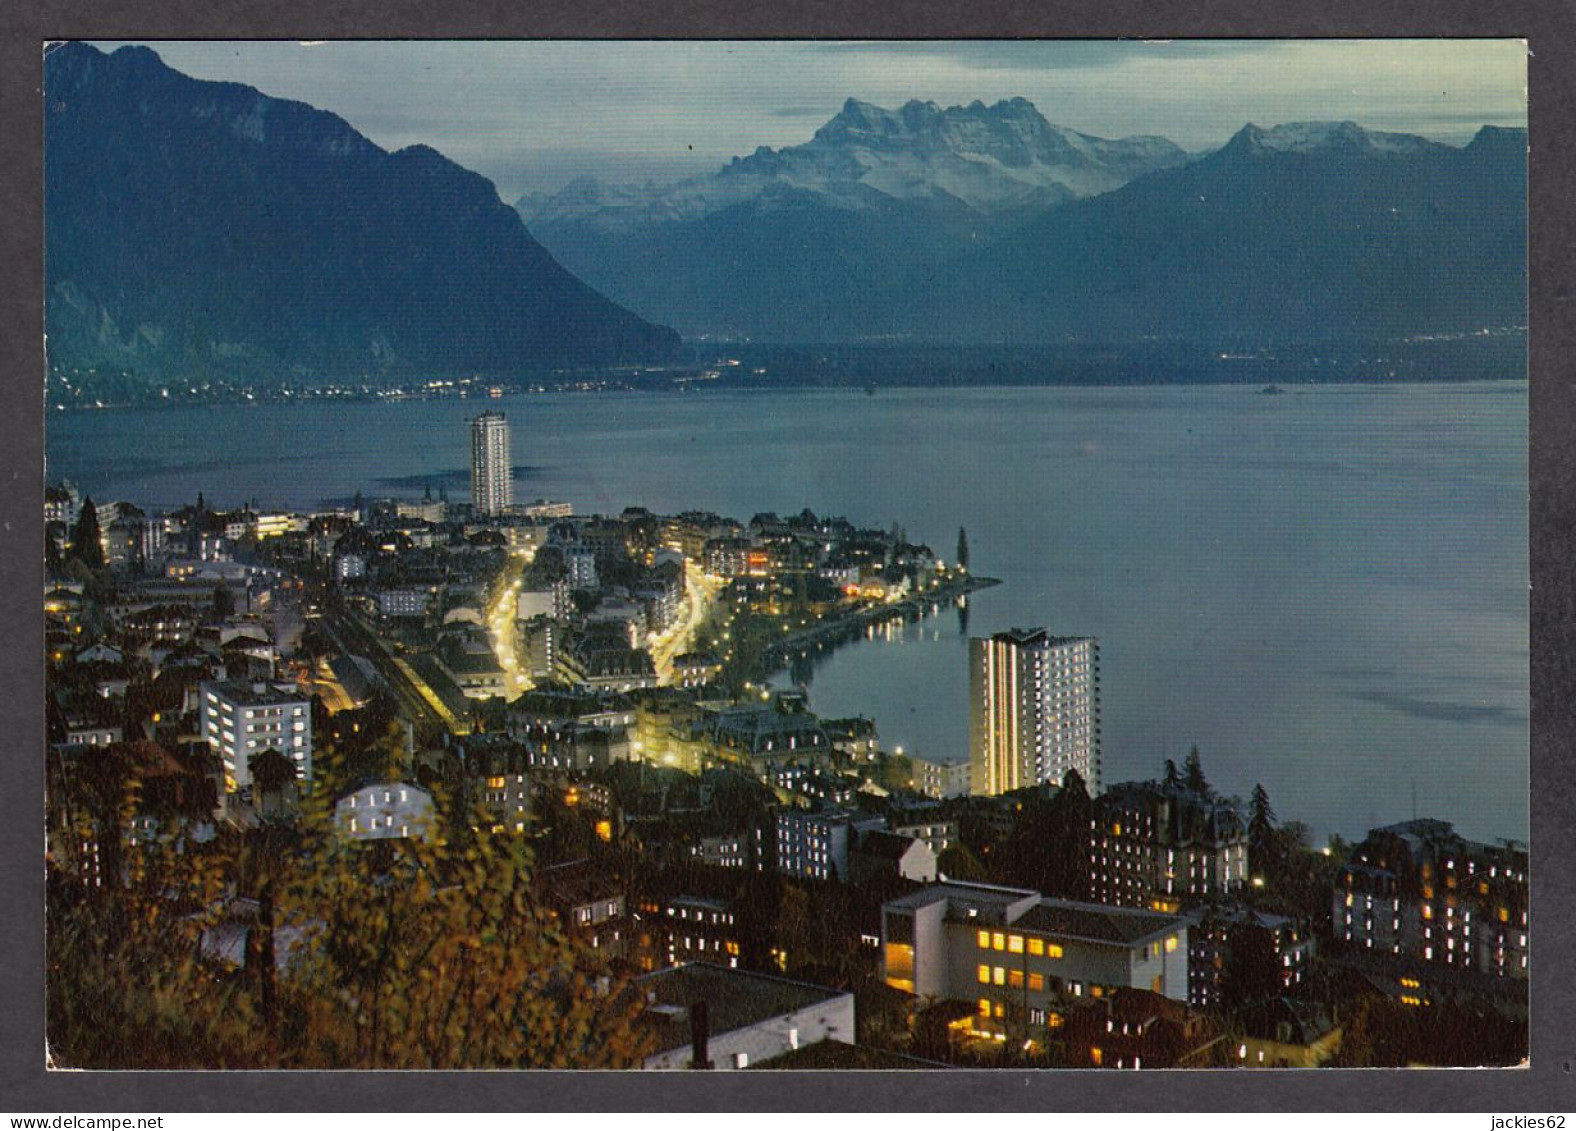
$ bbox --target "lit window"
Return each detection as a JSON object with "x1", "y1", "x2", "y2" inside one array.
[
  {"x1": 993, "y1": 967, "x2": 1006, "y2": 986},
  {"x1": 1008, "y1": 934, "x2": 1024, "y2": 954},
  {"x1": 978, "y1": 965, "x2": 991, "y2": 985},
  {"x1": 1165, "y1": 936, "x2": 1178, "y2": 953},
  {"x1": 992, "y1": 932, "x2": 1006, "y2": 951},
  {"x1": 1029, "y1": 973, "x2": 1045, "y2": 992},
  {"x1": 1028, "y1": 938, "x2": 1045, "y2": 956},
  {"x1": 977, "y1": 929, "x2": 991, "y2": 949}
]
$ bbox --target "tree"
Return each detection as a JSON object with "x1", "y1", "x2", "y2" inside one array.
[
  {"x1": 1183, "y1": 746, "x2": 1209, "y2": 795},
  {"x1": 937, "y1": 842, "x2": 990, "y2": 883},
  {"x1": 68, "y1": 497, "x2": 104, "y2": 569},
  {"x1": 1249, "y1": 783, "x2": 1275, "y2": 838},
  {"x1": 1218, "y1": 920, "x2": 1282, "y2": 1008},
  {"x1": 1163, "y1": 759, "x2": 1181, "y2": 789},
  {"x1": 212, "y1": 583, "x2": 236, "y2": 620},
  {"x1": 1248, "y1": 782, "x2": 1280, "y2": 884},
  {"x1": 46, "y1": 762, "x2": 654, "y2": 1068},
  {"x1": 956, "y1": 527, "x2": 970, "y2": 572}
]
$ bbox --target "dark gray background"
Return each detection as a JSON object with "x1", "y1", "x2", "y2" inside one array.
[{"x1": 2, "y1": 0, "x2": 1572, "y2": 1112}]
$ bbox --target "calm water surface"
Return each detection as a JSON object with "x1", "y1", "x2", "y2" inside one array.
[{"x1": 47, "y1": 382, "x2": 1528, "y2": 843}]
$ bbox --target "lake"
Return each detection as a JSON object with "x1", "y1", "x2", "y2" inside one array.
[{"x1": 47, "y1": 381, "x2": 1529, "y2": 844}]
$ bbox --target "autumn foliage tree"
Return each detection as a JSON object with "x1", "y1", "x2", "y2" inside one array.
[{"x1": 46, "y1": 740, "x2": 655, "y2": 1069}]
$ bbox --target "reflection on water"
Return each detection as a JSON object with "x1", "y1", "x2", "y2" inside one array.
[{"x1": 47, "y1": 381, "x2": 1529, "y2": 842}]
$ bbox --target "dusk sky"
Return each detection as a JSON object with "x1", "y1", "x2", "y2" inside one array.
[{"x1": 92, "y1": 39, "x2": 1528, "y2": 201}]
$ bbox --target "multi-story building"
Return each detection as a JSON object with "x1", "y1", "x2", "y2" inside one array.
[
  {"x1": 199, "y1": 679, "x2": 312, "y2": 793},
  {"x1": 641, "y1": 895, "x2": 745, "y2": 971},
  {"x1": 969, "y1": 629, "x2": 1101, "y2": 797},
  {"x1": 704, "y1": 704, "x2": 833, "y2": 776},
  {"x1": 774, "y1": 809, "x2": 886, "y2": 882},
  {"x1": 1336, "y1": 819, "x2": 1528, "y2": 980},
  {"x1": 1061, "y1": 987, "x2": 1214, "y2": 1069},
  {"x1": 45, "y1": 481, "x2": 81, "y2": 529},
  {"x1": 908, "y1": 754, "x2": 971, "y2": 800},
  {"x1": 688, "y1": 832, "x2": 752, "y2": 870},
  {"x1": 470, "y1": 411, "x2": 512, "y2": 516},
  {"x1": 335, "y1": 782, "x2": 435, "y2": 840},
  {"x1": 671, "y1": 651, "x2": 723, "y2": 690},
  {"x1": 881, "y1": 882, "x2": 1190, "y2": 1043},
  {"x1": 376, "y1": 587, "x2": 434, "y2": 619},
  {"x1": 890, "y1": 813, "x2": 959, "y2": 857},
  {"x1": 1087, "y1": 780, "x2": 1248, "y2": 911},
  {"x1": 542, "y1": 860, "x2": 629, "y2": 959},
  {"x1": 1185, "y1": 904, "x2": 1315, "y2": 1011},
  {"x1": 564, "y1": 547, "x2": 599, "y2": 591}
]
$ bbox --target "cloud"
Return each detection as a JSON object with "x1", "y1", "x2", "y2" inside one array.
[{"x1": 1349, "y1": 690, "x2": 1525, "y2": 727}]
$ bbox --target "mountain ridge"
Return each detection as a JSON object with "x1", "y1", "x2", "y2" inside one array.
[{"x1": 44, "y1": 42, "x2": 680, "y2": 381}]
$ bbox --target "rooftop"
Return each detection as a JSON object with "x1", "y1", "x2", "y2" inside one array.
[
  {"x1": 202, "y1": 679, "x2": 310, "y2": 706},
  {"x1": 1013, "y1": 900, "x2": 1185, "y2": 947},
  {"x1": 886, "y1": 882, "x2": 1187, "y2": 946},
  {"x1": 635, "y1": 964, "x2": 851, "y2": 1052}
]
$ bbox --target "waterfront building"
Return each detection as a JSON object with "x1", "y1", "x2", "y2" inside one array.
[
  {"x1": 199, "y1": 679, "x2": 312, "y2": 792},
  {"x1": 969, "y1": 629, "x2": 1101, "y2": 797},
  {"x1": 1088, "y1": 780, "x2": 1248, "y2": 911},
  {"x1": 470, "y1": 411, "x2": 512, "y2": 516},
  {"x1": 880, "y1": 882, "x2": 1190, "y2": 1043},
  {"x1": 1336, "y1": 819, "x2": 1528, "y2": 979}
]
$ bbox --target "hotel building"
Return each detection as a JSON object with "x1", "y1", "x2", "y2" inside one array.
[
  {"x1": 969, "y1": 629, "x2": 1101, "y2": 797},
  {"x1": 470, "y1": 411, "x2": 513, "y2": 516}
]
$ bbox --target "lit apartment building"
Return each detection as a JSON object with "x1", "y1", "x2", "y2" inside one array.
[
  {"x1": 376, "y1": 587, "x2": 434, "y2": 619},
  {"x1": 1087, "y1": 780, "x2": 1248, "y2": 911},
  {"x1": 969, "y1": 629, "x2": 1100, "y2": 797},
  {"x1": 335, "y1": 782, "x2": 435, "y2": 840},
  {"x1": 1336, "y1": 819, "x2": 1528, "y2": 979},
  {"x1": 542, "y1": 860, "x2": 629, "y2": 959},
  {"x1": 1185, "y1": 904, "x2": 1315, "y2": 1011},
  {"x1": 908, "y1": 754, "x2": 971, "y2": 800},
  {"x1": 470, "y1": 411, "x2": 512, "y2": 516},
  {"x1": 199, "y1": 679, "x2": 312, "y2": 792},
  {"x1": 639, "y1": 895, "x2": 745, "y2": 971},
  {"x1": 774, "y1": 809, "x2": 886, "y2": 882},
  {"x1": 881, "y1": 882, "x2": 1189, "y2": 1042},
  {"x1": 688, "y1": 833, "x2": 752, "y2": 870}
]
